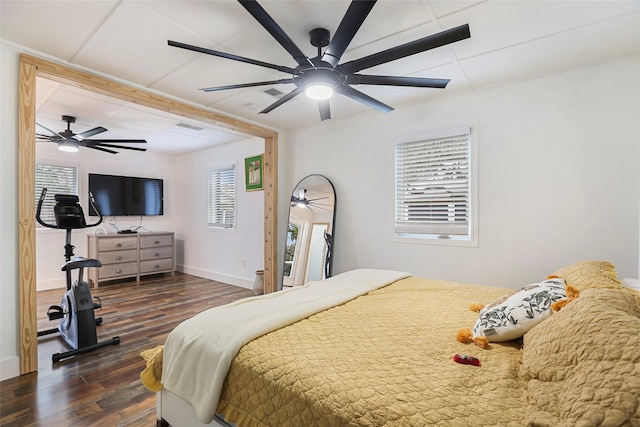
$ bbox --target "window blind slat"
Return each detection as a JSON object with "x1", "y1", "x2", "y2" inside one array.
[{"x1": 395, "y1": 133, "x2": 471, "y2": 238}]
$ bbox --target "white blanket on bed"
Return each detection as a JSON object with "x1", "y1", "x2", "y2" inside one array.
[{"x1": 161, "y1": 269, "x2": 411, "y2": 423}]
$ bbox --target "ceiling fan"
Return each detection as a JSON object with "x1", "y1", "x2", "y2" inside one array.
[
  {"x1": 36, "y1": 115, "x2": 148, "y2": 154},
  {"x1": 291, "y1": 189, "x2": 332, "y2": 212},
  {"x1": 168, "y1": 0, "x2": 470, "y2": 121}
]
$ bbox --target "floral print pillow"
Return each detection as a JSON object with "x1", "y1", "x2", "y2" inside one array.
[{"x1": 472, "y1": 278, "x2": 567, "y2": 342}]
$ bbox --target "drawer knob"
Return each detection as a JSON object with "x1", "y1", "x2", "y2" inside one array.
[
  {"x1": 154, "y1": 253, "x2": 160, "y2": 257},
  {"x1": 115, "y1": 256, "x2": 122, "y2": 261},
  {"x1": 116, "y1": 243, "x2": 122, "y2": 247},
  {"x1": 116, "y1": 269, "x2": 122, "y2": 274},
  {"x1": 154, "y1": 264, "x2": 160, "y2": 269},
  {"x1": 154, "y1": 241, "x2": 160, "y2": 245}
]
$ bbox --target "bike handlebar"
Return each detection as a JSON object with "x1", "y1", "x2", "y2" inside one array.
[{"x1": 35, "y1": 188, "x2": 103, "y2": 229}]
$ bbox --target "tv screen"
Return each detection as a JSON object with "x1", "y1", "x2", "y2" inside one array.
[{"x1": 88, "y1": 173, "x2": 163, "y2": 216}]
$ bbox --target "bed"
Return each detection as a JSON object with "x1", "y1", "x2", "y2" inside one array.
[{"x1": 142, "y1": 261, "x2": 640, "y2": 426}]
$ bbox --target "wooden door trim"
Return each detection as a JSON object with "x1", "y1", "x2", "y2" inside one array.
[{"x1": 18, "y1": 53, "x2": 278, "y2": 374}]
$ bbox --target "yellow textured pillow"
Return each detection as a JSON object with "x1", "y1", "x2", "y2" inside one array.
[
  {"x1": 550, "y1": 260, "x2": 622, "y2": 292},
  {"x1": 522, "y1": 287, "x2": 640, "y2": 425}
]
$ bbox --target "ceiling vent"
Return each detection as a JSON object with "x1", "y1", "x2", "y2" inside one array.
[
  {"x1": 263, "y1": 88, "x2": 285, "y2": 98},
  {"x1": 175, "y1": 122, "x2": 203, "y2": 131}
]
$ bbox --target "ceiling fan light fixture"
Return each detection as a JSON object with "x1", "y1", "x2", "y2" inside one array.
[
  {"x1": 58, "y1": 140, "x2": 79, "y2": 153},
  {"x1": 305, "y1": 83, "x2": 334, "y2": 100}
]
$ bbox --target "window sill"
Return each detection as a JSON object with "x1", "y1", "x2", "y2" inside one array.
[
  {"x1": 207, "y1": 226, "x2": 236, "y2": 233},
  {"x1": 391, "y1": 234, "x2": 478, "y2": 248}
]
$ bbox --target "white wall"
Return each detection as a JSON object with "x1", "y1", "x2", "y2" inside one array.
[
  {"x1": 35, "y1": 143, "x2": 178, "y2": 290},
  {"x1": 282, "y1": 55, "x2": 640, "y2": 288},
  {"x1": 175, "y1": 138, "x2": 265, "y2": 287},
  {"x1": 34, "y1": 121, "x2": 265, "y2": 292},
  {"x1": 1, "y1": 42, "x2": 21, "y2": 381}
]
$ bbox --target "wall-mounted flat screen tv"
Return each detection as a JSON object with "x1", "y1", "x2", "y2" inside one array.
[{"x1": 88, "y1": 173, "x2": 164, "y2": 216}]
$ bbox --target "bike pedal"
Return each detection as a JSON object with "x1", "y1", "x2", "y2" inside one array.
[{"x1": 47, "y1": 305, "x2": 64, "y2": 321}]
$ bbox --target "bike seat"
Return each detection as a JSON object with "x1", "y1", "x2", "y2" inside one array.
[{"x1": 61, "y1": 256, "x2": 102, "y2": 271}]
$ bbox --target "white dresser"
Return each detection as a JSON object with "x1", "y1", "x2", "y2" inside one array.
[{"x1": 87, "y1": 232, "x2": 175, "y2": 287}]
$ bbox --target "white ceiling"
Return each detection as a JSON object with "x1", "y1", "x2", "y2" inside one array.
[
  {"x1": 34, "y1": 77, "x2": 254, "y2": 154},
  {"x1": 2, "y1": 1, "x2": 639, "y2": 154}
]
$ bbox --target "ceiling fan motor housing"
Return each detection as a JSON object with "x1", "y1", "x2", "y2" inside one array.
[
  {"x1": 296, "y1": 67, "x2": 341, "y2": 90},
  {"x1": 309, "y1": 28, "x2": 330, "y2": 49}
]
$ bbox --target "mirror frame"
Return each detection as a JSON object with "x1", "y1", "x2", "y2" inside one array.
[
  {"x1": 17, "y1": 53, "x2": 278, "y2": 374},
  {"x1": 282, "y1": 174, "x2": 336, "y2": 289}
]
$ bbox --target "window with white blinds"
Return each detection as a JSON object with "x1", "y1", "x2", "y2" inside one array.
[
  {"x1": 395, "y1": 132, "x2": 472, "y2": 239},
  {"x1": 35, "y1": 162, "x2": 78, "y2": 226},
  {"x1": 208, "y1": 166, "x2": 236, "y2": 229}
]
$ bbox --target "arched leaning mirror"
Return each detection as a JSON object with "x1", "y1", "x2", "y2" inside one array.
[{"x1": 282, "y1": 174, "x2": 336, "y2": 289}]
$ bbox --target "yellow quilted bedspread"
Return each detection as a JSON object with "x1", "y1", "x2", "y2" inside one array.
[{"x1": 217, "y1": 277, "x2": 527, "y2": 426}]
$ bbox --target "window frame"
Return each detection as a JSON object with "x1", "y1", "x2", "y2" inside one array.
[
  {"x1": 393, "y1": 128, "x2": 478, "y2": 247},
  {"x1": 207, "y1": 165, "x2": 236, "y2": 231}
]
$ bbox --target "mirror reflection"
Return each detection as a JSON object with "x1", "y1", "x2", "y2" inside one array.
[{"x1": 282, "y1": 175, "x2": 336, "y2": 289}]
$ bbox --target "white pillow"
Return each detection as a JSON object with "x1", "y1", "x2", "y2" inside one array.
[{"x1": 472, "y1": 278, "x2": 567, "y2": 342}]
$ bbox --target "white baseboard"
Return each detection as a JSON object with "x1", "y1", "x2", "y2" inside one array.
[
  {"x1": 38, "y1": 269, "x2": 254, "y2": 291},
  {"x1": 1, "y1": 356, "x2": 21, "y2": 381},
  {"x1": 37, "y1": 278, "x2": 66, "y2": 291},
  {"x1": 176, "y1": 264, "x2": 253, "y2": 290}
]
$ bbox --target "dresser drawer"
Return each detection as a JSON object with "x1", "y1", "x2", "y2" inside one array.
[
  {"x1": 140, "y1": 234, "x2": 173, "y2": 249},
  {"x1": 140, "y1": 246, "x2": 173, "y2": 261},
  {"x1": 99, "y1": 249, "x2": 138, "y2": 265},
  {"x1": 140, "y1": 258, "x2": 173, "y2": 274},
  {"x1": 99, "y1": 262, "x2": 138, "y2": 279},
  {"x1": 98, "y1": 236, "x2": 137, "y2": 251}
]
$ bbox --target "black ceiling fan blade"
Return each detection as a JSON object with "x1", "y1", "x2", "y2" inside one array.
[
  {"x1": 346, "y1": 74, "x2": 450, "y2": 88},
  {"x1": 83, "y1": 139, "x2": 147, "y2": 144},
  {"x1": 200, "y1": 78, "x2": 295, "y2": 92},
  {"x1": 322, "y1": 0, "x2": 377, "y2": 68},
  {"x1": 335, "y1": 84, "x2": 393, "y2": 113},
  {"x1": 307, "y1": 204, "x2": 332, "y2": 212},
  {"x1": 168, "y1": 40, "x2": 299, "y2": 75},
  {"x1": 259, "y1": 87, "x2": 303, "y2": 114},
  {"x1": 238, "y1": 0, "x2": 314, "y2": 68},
  {"x1": 36, "y1": 122, "x2": 61, "y2": 137},
  {"x1": 318, "y1": 99, "x2": 331, "y2": 121},
  {"x1": 85, "y1": 145, "x2": 118, "y2": 154},
  {"x1": 36, "y1": 133, "x2": 63, "y2": 141},
  {"x1": 340, "y1": 24, "x2": 470, "y2": 74},
  {"x1": 77, "y1": 126, "x2": 107, "y2": 139},
  {"x1": 94, "y1": 143, "x2": 147, "y2": 152}
]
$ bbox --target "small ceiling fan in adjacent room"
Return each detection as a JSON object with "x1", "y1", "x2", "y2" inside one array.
[
  {"x1": 168, "y1": 0, "x2": 471, "y2": 121},
  {"x1": 36, "y1": 115, "x2": 148, "y2": 154},
  {"x1": 291, "y1": 189, "x2": 332, "y2": 212}
]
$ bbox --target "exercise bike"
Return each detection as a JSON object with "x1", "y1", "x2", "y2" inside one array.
[{"x1": 36, "y1": 188, "x2": 120, "y2": 363}]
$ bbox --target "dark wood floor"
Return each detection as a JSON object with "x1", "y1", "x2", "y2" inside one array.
[{"x1": 0, "y1": 272, "x2": 255, "y2": 426}]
